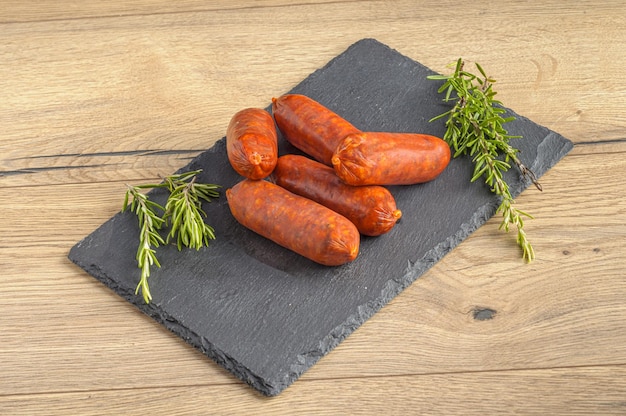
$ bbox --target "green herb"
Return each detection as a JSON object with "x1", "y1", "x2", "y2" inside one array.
[
  {"x1": 427, "y1": 58, "x2": 541, "y2": 262},
  {"x1": 122, "y1": 170, "x2": 220, "y2": 303},
  {"x1": 122, "y1": 184, "x2": 166, "y2": 303},
  {"x1": 163, "y1": 170, "x2": 219, "y2": 250}
]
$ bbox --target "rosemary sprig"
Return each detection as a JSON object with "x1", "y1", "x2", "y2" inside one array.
[
  {"x1": 162, "y1": 171, "x2": 220, "y2": 251},
  {"x1": 122, "y1": 169, "x2": 220, "y2": 303},
  {"x1": 122, "y1": 185, "x2": 166, "y2": 303},
  {"x1": 427, "y1": 58, "x2": 541, "y2": 262}
]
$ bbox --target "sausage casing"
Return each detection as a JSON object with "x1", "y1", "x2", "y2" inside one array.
[
  {"x1": 272, "y1": 155, "x2": 402, "y2": 236},
  {"x1": 271, "y1": 94, "x2": 361, "y2": 165},
  {"x1": 226, "y1": 108, "x2": 278, "y2": 180},
  {"x1": 226, "y1": 179, "x2": 359, "y2": 266},
  {"x1": 332, "y1": 132, "x2": 451, "y2": 186}
]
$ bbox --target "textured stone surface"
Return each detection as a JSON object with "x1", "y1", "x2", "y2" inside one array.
[{"x1": 68, "y1": 38, "x2": 573, "y2": 396}]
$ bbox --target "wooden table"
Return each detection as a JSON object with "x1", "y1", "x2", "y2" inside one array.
[{"x1": 2, "y1": 1, "x2": 625, "y2": 414}]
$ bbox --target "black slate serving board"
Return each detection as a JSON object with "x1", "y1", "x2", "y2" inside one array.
[{"x1": 69, "y1": 38, "x2": 573, "y2": 396}]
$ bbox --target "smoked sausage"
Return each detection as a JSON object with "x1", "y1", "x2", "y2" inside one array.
[
  {"x1": 226, "y1": 108, "x2": 278, "y2": 180},
  {"x1": 271, "y1": 94, "x2": 361, "y2": 165},
  {"x1": 331, "y1": 132, "x2": 451, "y2": 186},
  {"x1": 226, "y1": 179, "x2": 359, "y2": 266},
  {"x1": 272, "y1": 155, "x2": 402, "y2": 236}
]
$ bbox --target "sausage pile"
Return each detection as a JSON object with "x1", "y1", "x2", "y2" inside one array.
[{"x1": 225, "y1": 94, "x2": 451, "y2": 266}]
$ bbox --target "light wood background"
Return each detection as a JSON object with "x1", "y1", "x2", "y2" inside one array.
[{"x1": 2, "y1": 1, "x2": 625, "y2": 414}]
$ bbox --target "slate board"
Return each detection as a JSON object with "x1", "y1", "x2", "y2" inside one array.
[{"x1": 68, "y1": 38, "x2": 574, "y2": 396}]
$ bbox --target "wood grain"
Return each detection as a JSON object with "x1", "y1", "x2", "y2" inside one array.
[
  {"x1": 2, "y1": 0, "x2": 625, "y2": 414},
  {"x1": 3, "y1": 366, "x2": 626, "y2": 415}
]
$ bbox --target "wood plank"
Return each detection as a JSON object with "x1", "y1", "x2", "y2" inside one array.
[
  {"x1": 2, "y1": 141, "x2": 623, "y2": 248},
  {"x1": 0, "y1": 0, "x2": 354, "y2": 23},
  {"x1": 2, "y1": 366, "x2": 625, "y2": 415},
  {"x1": 2, "y1": 1, "x2": 624, "y2": 186}
]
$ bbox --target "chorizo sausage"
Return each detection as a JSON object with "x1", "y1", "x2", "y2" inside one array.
[
  {"x1": 331, "y1": 132, "x2": 451, "y2": 186},
  {"x1": 271, "y1": 94, "x2": 361, "y2": 165},
  {"x1": 272, "y1": 155, "x2": 402, "y2": 236},
  {"x1": 226, "y1": 108, "x2": 278, "y2": 180},
  {"x1": 226, "y1": 179, "x2": 359, "y2": 266}
]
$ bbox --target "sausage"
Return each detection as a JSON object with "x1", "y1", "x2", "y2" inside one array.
[
  {"x1": 226, "y1": 108, "x2": 278, "y2": 180},
  {"x1": 271, "y1": 94, "x2": 361, "y2": 165},
  {"x1": 226, "y1": 179, "x2": 359, "y2": 266},
  {"x1": 272, "y1": 155, "x2": 402, "y2": 236},
  {"x1": 331, "y1": 132, "x2": 451, "y2": 186}
]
